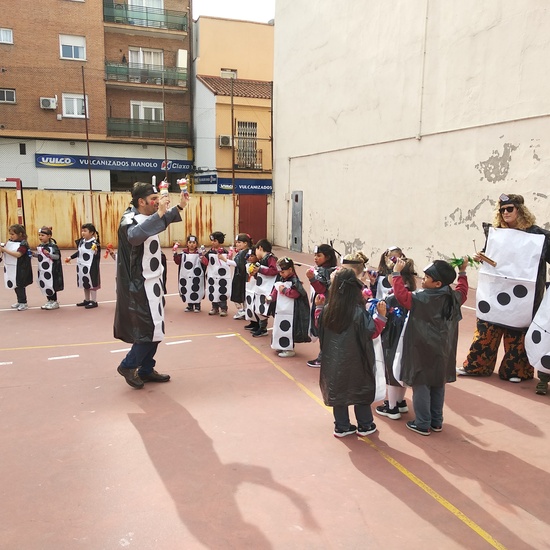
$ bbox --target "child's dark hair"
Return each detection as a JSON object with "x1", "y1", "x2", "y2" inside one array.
[
  {"x1": 255, "y1": 238, "x2": 272, "y2": 253},
  {"x1": 82, "y1": 223, "x2": 100, "y2": 244},
  {"x1": 400, "y1": 258, "x2": 418, "y2": 291},
  {"x1": 38, "y1": 226, "x2": 57, "y2": 244},
  {"x1": 315, "y1": 244, "x2": 337, "y2": 267},
  {"x1": 277, "y1": 257, "x2": 295, "y2": 271},
  {"x1": 322, "y1": 268, "x2": 364, "y2": 333},
  {"x1": 236, "y1": 233, "x2": 253, "y2": 247},
  {"x1": 8, "y1": 224, "x2": 27, "y2": 240},
  {"x1": 377, "y1": 247, "x2": 405, "y2": 276},
  {"x1": 187, "y1": 234, "x2": 198, "y2": 243},
  {"x1": 210, "y1": 231, "x2": 225, "y2": 244}
]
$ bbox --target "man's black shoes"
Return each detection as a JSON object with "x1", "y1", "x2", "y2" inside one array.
[{"x1": 117, "y1": 366, "x2": 144, "y2": 389}]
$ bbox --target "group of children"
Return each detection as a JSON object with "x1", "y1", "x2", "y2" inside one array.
[
  {"x1": 0, "y1": 223, "x2": 101, "y2": 311},
  {"x1": 1, "y1": 224, "x2": 470, "y2": 440}
]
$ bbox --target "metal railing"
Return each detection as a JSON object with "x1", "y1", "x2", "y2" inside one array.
[
  {"x1": 107, "y1": 118, "x2": 189, "y2": 140},
  {"x1": 103, "y1": 1, "x2": 188, "y2": 32},
  {"x1": 236, "y1": 148, "x2": 263, "y2": 170},
  {"x1": 105, "y1": 62, "x2": 187, "y2": 87}
]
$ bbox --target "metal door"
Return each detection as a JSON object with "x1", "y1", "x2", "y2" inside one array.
[{"x1": 290, "y1": 191, "x2": 303, "y2": 252}]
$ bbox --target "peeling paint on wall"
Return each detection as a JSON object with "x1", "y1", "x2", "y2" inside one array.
[
  {"x1": 530, "y1": 139, "x2": 541, "y2": 162},
  {"x1": 444, "y1": 196, "x2": 493, "y2": 229},
  {"x1": 475, "y1": 143, "x2": 518, "y2": 182}
]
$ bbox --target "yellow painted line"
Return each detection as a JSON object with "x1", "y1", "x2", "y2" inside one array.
[{"x1": 235, "y1": 333, "x2": 507, "y2": 550}]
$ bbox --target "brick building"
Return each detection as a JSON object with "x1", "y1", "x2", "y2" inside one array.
[{"x1": 0, "y1": 0, "x2": 192, "y2": 192}]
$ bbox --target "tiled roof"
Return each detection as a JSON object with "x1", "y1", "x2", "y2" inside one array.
[{"x1": 197, "y1": 76, "x2": 272, "y2": 99}]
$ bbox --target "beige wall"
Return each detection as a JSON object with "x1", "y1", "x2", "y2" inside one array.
[
  {"x1": 194, "y1": 17, "x2": 274, "y2": 80},
  {"x1": 273, "y1": 0, "x2": 550, "y2": 287},
  {"x1": 0, "y1": 190, "x2": 236, "y2": 249}
]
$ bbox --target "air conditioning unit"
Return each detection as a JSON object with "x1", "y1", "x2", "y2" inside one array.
[
  {"x1": 219, "y1": 134, "x2": 232, "y2": 147},
  {"x1": 40, "y1": 97, "x2": 57, "y2": 110}
]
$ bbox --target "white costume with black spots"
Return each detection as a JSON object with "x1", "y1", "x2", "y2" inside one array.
[
  {"x1": 76, "y1": 238, "x2": 100, "y2": 290},
  {"x1": 254, "y1": 270, "x2": 277, "y2": 317},
  {"x1": 244, "y1": 271, "x2": 257, "y2": 321},
  {"x1": 477, "y1": 228, "x2": 544, "y2": 329},
  {"x1": 2, "y1": 241, "x2": 18, "y2": 289},
  {"x1": 206, "y1": 254, "x2": 232, "y2": 305},
  {"x1": 135, "y1": 213, "x2": 165, "y2": 342},
  {"x1": 178, "y1": 253, "x2": 205, "y2": 303},
  {"x1": 271, "y1": 281, "x2": 294, "y2": 351}
]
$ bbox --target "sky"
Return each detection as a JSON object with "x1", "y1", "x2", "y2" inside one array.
[{"x1": 192, "y1": 0, "x2": 276, "y2": 23}]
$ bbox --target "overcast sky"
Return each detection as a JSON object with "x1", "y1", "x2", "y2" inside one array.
[{"x1": 192, "y1": 0, "x2": 276, "y2": 23}]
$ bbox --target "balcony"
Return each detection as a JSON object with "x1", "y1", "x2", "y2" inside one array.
[
  {"x1": 103, "y1": 1, "x2": 188, "y2": 32},
  {"x1": 236, "y1": 148, "x2": 263, "y2": 170},
  {"x1": 106, "y1": 62, "x2": 187, "y2": 88},
  {"x1": 107, "y1": 118, "x2": 190, "y2": 141}
]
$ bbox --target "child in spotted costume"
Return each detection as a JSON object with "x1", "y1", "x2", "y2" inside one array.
[{"x1": 66, "y1": 223, "x2": 101, "y2": 309}]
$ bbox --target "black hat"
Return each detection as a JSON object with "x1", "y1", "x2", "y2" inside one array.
[{"x1": 423, "y1": 260, "x2": 456, "y2": 286}]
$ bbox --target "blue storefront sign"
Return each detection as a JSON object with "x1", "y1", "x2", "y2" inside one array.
[
  {"x1": 35, "y1": 154, "x2": 192, "y2": 173},
  {"x1": 217, "y1": 178, "x2": 272, "y2": 195}
]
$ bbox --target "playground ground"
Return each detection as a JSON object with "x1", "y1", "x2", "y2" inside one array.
[{"x1": 0, "y1": 246, "x2": 548, "y2": 550}]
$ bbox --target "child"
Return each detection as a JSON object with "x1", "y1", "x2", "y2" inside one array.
[
  {"x1": 226, "y1": 233, "x2": 253, "y2": 320},
  {"x1": 306, "y1": 244, "x2": 338, "y2": 367},
  {"x1": 268, "y1": 257, "x2": 311, "y2": 357},
  {"x1": 243, "y1": 250, "x2": 260, "y2": 332},
  {"x1": 391, "y1": 257, "x2": 468, "y2": 435},
  {"x1": 342, "y1": 251, "x2": 369, "y2": 286},
  {"x1": 376, "y1": 258, "x2": 417, "y2": 420},
  {"x1": 0, "y1": 224, "x2": 33, "y2": 310},
  {"x1": 174, "y1": 235, "x2": 205, "y2": 312},
  {"x1": 317, "y1": 268, "x2": 387, "y2": 437},
  {"x1": 65, "y1": 223, "x2": 101, "y2": 309},
  {"x1": 201, "y1": 231, "x2": 231, "y2": 316},
  {"x1": 249, "y1": 238, "x2": 278, "y2": 337},
  {"x1": 34, "y1": 226, "x2": 64, "y2": 310},
  {"x1": 369, "y1": 246, "x2": 405, "y2": 300}
]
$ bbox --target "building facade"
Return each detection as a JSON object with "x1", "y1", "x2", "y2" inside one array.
[
  {"x1": 192, "y1": 16, "x2": 274, "y2": 240},
  {"x1": 272, "y1": 0, "x2": 550, "y2": 286},
  {"x1": 0, "y1": 0, "x2": 192, "y2": 193}
]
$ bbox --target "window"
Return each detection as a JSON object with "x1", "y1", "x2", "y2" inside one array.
[
  {"x1": 131, "y1": 101, "x2": 163, "y2": 121},
  {"x1": 129, "y1": 0, "x2": 163, "y2": 8},
  {"x1": 129, "y1": 47, "x2": 163, "y2": 68},
  {"x1": 62, "y1": 93, "x2": 88, "y2": 118},
  {"x1": 0, "y1": 88, "x2": 15, "y2": 103},
  {"x1": 220, "y1": 68, "x2": 237, "y2": 79},
  {"x1": 59, "y1": 35, "x2": 86, "y2": 60},
  {"x1": 0, "y1": 28, "x2": 13, "y2": 44},
  {"x1": 236, "y1": 121, "x2": 258, "y2": 168}
]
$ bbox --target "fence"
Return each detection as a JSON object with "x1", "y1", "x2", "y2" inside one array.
[{"x1": 0, "y1": 189, "x2": 235, "y2": 249}]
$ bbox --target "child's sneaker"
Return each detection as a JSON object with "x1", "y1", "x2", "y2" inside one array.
[
  {"x1": 41, "y1": 301, "x2": 51, "y2": 310},
  {"x1": 278, "y1": 350, "x2": 296, "y2": 358},
  {"x1": 17, "y1": 303, "x2": 28, "y2": 311},
  {"x1": 194, "y1": 305, "x2": 201, "y2": 313},
  {"x1": 536, "y1": 380, "x2": 548, "y2": 395},
  {"x1": 430, "y1": 425, "x2": 442, "y2": 432},
  {"x1": 397, "y1": 399, "x2": 409, "y2": 413},
  {"x1": 219, "y1": 310, "x2": 228, "y2": 317},
  {"x1": 184, "y1": 305, "x2": 194, "y2": 312},
  {"x1": 244, "y1": 322, "x2": 259, "y2": 331},
  {"x1": 333, "y1": 425, "x2": 357, "y2": 438},
  {"x1": 252, "y1": 327, "x2": 268, "y2": 337},
  {"x1": 306, "y1": 358, "x2": 321, "y2": 368},
  {"x1": 406, "y1": 420, "x2": 431, "y2": 436},
  {"x1": 233, "y1": 310, "x2": 246, "y2": 320},
  {"x1": 208, "y1": 308, "x2": 219, "y2": 316},
  {"x1": 357, "y1": 423, "x2": 377, "y2": 436},
  {"x1": 375, "y1": 402, "x2": 401, "y2": 420},
  {"x1": 11, "y1": 303, "x2": 20, "y2": 309}
]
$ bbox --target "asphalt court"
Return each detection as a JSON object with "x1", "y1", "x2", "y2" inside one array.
[{"x1": 0, "y1": 247, "x2": 548, "y2": 549}]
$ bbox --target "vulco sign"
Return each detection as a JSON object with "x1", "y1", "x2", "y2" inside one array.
[{"x1": 36, "y1": 156, "x2": 75, "y2": 167}]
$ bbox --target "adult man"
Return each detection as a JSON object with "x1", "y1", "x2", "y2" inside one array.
[{"x1": 114, "y1": 181, "x2": 189, "y2": 389}]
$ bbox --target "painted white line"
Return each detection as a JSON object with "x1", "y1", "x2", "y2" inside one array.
[
  {"x1": 0, "y1": 361, "x2": 13, "y2": 366},
  {"x1": 165, "y1": 340, "x2": 192, "y2": 346},
  {"x1": 110, "y1": 348, "x2": 131, "y2": 353},
  {"x1": 463, "y1": 305, "x2": 476, "y2": 311},
  {"x1": 216, "y1": 334, "x2": 236, "y2": 339},
  {"x1": 48, "y1": 355, "x2": 80, "y2": 361}
]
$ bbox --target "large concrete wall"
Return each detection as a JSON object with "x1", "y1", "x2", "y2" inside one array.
[{"x1": 272, "y1": 0, "x2": 550, "y2": 285}]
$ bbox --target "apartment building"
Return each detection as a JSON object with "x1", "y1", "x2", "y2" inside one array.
[
  {"x1": 0, "y1": 0, "x2": 192, "y2": 192},
  {"x1": 193, "y1": 16, "x2": 274, "y2": 240}
]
